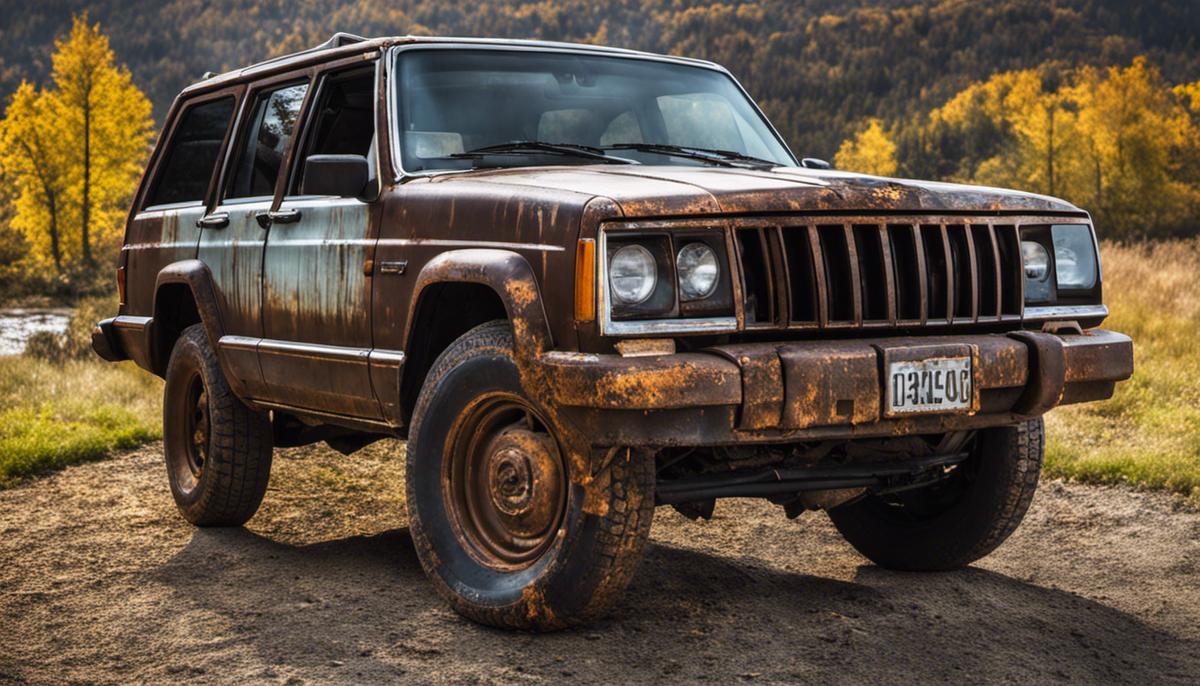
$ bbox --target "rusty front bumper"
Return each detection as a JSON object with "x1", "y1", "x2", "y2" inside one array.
[{"x1": 540, "y1": 329, "x2": 1132, "y2": 447}]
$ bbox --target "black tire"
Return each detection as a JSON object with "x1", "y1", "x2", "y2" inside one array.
[
  {"x1": 162, "y1": 324, "x2": 273, "y2": 526},
  {"x1": 406, "y1": 320, "x2": 655, "y2": 630},
  {"x1": 827, "y1": 419, "x2": 1044, "y2": 570}
]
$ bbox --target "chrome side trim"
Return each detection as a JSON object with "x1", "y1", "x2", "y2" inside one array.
[
  {"x1": 223, "y1": 337, "x2": 409, "y2": 365},
  {"x1": 217, "y1": 335, "x2": 259, "y2": 352},
  {"x1": 368, "y1": 349, "x2": 407, "y2": 365},
  {"x1": 257, "y1": 338, "x2": 371, "y2": 362},
  {"x1": 111, "y1": 315, "x2": 153, "y2": 331},
  {"x1": 1023, "y1": 304, "x2": 1109, "y2": 321},
  {"x1": 604, "y1": 317, "x2": 739, "y2": 336}
]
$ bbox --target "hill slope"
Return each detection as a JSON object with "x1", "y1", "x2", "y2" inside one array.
[{"x1": 0, "y1": 0, "x2": 1197, "y2": 157}]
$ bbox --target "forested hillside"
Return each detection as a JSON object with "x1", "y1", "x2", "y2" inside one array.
[{"x1": 1, "y1": 0, "x2": 1197, "y2": 159}]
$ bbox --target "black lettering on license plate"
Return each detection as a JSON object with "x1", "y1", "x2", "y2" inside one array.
[{"x1": 888, "y1": 357, "x2": 972, "y2": 414}]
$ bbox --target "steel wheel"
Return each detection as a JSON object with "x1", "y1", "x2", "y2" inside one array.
[
  {"x1": 162, "y1": 324, "x2": 273, "y2": 526},
  {"x1": 443, "y1": 393, "x2": 567, "y2": 570},
  {"x1": 169, "y1": 370, "x2": 210, "y2": 495}
]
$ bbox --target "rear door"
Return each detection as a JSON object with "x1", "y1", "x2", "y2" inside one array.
[
  {"x1": 123, "y1": 91, "x2": 238, "y2": 324},
  {"x1": 199, "y1": 77, "x2": 310, "y2": 397},
  {"x1": 256, "y1": 61, "x2": 384, "y2": 420}
]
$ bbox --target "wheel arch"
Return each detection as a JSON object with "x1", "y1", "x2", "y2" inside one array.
[
  {"x1": 151, "y1": 260, "x2": 226, "y2": 376},
  {"x1": 398, "y1": 249, "x2": 553, "y2": 426}
]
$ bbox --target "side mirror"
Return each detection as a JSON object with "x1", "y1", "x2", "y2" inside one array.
[
  {"x1": 801, "y1": 158, "x2": 832, "y2": 170},
  {"x1": 302, "y1": 154, "x2": 369, "y2": 197}
]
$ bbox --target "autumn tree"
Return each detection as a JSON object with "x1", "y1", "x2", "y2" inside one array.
[
  {"x1": 913, "y1": 58, "x2": 1200, "y2": 238},
  {"x1": 52, "y1": 14, "x2": 154, "y2": 267},
  {"x1": 0, "y1": 83, "x2": 69, "y2": 272},
  {"x1": 0, "y1": 13, "x2": 152, "y2": 280},
  {"x1": 834, "y1": 119, "x2": 897, "y2": 176}
]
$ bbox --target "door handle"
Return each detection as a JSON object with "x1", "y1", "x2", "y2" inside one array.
[
  {"x1": 254, "y1": 208, "x2": 302, "y2": 229},
  {"x1": 195, "y1": 212, "x2": 229, "y2": 229},
  {"x1": 270, "y1": 208, "x2": 302, "y2": 224}
]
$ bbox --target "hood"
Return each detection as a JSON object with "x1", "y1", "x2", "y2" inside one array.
[{"x1": 425, "y1": 164, "x2": 1084, "y2": 219}]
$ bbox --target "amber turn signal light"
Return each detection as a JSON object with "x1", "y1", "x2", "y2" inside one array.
[{"x1": 575, "y1": 238, "x2": 596, "y2": 322}]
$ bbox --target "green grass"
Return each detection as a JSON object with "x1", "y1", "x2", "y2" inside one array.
[
  {"x1": 1045, "y1": 239, "x2": 1200, "y2": 506},
  {"x1": 0, "y1": 356, "x2": 161, "y2": 488}
]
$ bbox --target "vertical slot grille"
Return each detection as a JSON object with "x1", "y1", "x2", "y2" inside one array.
[
  {"x1": 971, "y1": 224, "x2": 1000, "y2": 318},
  {"x1": 853, "y1": 224, "x2": 889, "y2": 322},
  {"x1": 888, "y1": 224, "x2": 923, "y2": 321},
  {"x1": 736, "y1": 227, "x2": 774, "y2": 325},
  {"x1": 994, "y1": 225, "x2": 1022, "y2": 316},
  {"x1": 733, "y1": 215, "x2": 1032, "y2": 330},
  {"x1": 920, "y1": 225, "x2": 950, "y2": 321},
  {"x1": 818, "y1": 225, "x2": 856, "y2": 323},
  {"x1": 781, "y1": 227, "x2": 819, "y2": 324},
  {"x1": 946, "y1": 224, "x2": 975, "y2": 320}
]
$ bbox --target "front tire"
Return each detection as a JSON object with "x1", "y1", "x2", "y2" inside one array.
[
  {"x1": 162, "y1": 324, "x2": 273, "y2": 526},
  {"x1": 406, "y1": 321, "x2": 655, "y2": 630},
  {"x1": 827, "y1": 419, "x2": 1044, "y2": 570}
]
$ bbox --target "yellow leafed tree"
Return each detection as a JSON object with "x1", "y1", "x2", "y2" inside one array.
[
  {"x1": 921, "y1": 59, "x2": 1200, "y2": 238},
  {"x1": 0, "y1": 82, "x2": 70, "y2": 272},
  {"x1": 0, "y1": 13, "x2": 152, "y2": 278},
  {"x1": 834, "y1": 119, "x2": 898, "y2": 177}
]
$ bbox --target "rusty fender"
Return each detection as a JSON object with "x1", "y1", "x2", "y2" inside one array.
[
  {"x1": 533, "y1": 329, "x2": 1133, "y2": 448},
  {"x1": 403, "y1": 249, "x2": 552, "y2": 361},
  {"x1": 152, "y1": 260, "x2": 228, "y2": 368},
  {"x1": 93, "y1": 259, "x2": 226, "y2": 375}
]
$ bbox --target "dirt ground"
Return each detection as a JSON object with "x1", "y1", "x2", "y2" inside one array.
[{"x1": 1, "y1": 441, "x2": 1197, "y2": 685}]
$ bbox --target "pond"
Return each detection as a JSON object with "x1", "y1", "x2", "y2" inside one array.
[{"x1": 0, "y1": 309, "x2": 73, "y2": 356}]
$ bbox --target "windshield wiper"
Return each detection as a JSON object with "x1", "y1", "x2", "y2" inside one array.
[
  {"x1": 451, "y1": 141, "x2": 636, "y2": 164},
  {"x1": 603, "y1": 143, "x2": 778, "y2": 169}
]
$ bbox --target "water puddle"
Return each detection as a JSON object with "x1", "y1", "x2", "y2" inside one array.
[{"x1": 0, "y1": 309, "x2": 73, "y2": 356}]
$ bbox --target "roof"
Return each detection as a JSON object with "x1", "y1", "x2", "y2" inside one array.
[{"x1": 181, "y1": 34, "x2": 721, "y2": 96}]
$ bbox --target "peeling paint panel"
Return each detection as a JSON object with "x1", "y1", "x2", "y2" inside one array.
[
  {"x1": 258, "y1": 197, "x2": 379, "y2": 418},
  {"x1": 198, "y1": 199, "x2": 271, "y2": 338},
  {"x1": 122, "y1": 206, "x2": 205, "y2": 316}
]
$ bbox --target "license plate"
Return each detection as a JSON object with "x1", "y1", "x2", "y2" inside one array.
[{"x1": 886, "y1": 356, "x2": 972, "y2": 415}]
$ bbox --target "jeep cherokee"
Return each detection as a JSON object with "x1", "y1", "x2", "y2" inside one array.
[{"x1": 93, "y1": 34, "x2": 1134, "y2": 630}]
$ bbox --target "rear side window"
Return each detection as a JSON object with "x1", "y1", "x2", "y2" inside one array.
[
  {"x1": 145, "y1": 97, "x2": 236, "y2": 208},
  {"x1": 227, "y1": 83, "x2": 308, "y2": 199}
]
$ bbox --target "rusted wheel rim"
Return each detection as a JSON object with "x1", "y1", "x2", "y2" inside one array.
[
  {"x1": 445, "y1": 394, "x2": 567, "y2": 570},
  {"x1": 173, "y1": 371, "x2": 209, "y2": 492}
]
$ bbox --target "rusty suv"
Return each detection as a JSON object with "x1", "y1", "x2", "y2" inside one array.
[{"x1": 93, "y1": 34, "x2": 1133, "y2": 630}]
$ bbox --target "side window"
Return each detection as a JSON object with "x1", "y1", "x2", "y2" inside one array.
[
  {"x1": 292, "y1": 67, "x2": 375, "y2": 194},
  {"x1": 145, "y1": 97, "x2": 235, "y2": 208},
  {"x1": 227, "y1": 82, "x2": 308, "y2": 200}
]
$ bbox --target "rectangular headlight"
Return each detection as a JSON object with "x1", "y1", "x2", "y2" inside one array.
[
  {"x1": 602, "y1": 229, "x2": 734, "y2": 323},
  {"x1": 1051, "y1": 224, "x2": 1098, "y2": 290}
]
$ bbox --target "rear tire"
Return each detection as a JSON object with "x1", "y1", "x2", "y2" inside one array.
[
  {"x1": 827, "y1": 419, "x2": 1043, "y2": 570},
  {"x1": 162, "y1": 324, "x2": 273, "y2": 526},
  {"x1": 406, "y1": 321, "x2": 655, "y2": 630}
]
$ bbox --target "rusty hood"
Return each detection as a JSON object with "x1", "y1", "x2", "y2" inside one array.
[{"x1": 424, "y1": 164, "x2": 1084, "y2": 220}]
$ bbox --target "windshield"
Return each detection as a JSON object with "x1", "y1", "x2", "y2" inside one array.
[{"x1": 394, "y1": 48, "x2": 795, "y2": 173}]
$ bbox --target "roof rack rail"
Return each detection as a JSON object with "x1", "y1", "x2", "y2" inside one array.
[{"x1": 247, "y1": 32, "x2": 370, "y2": 71}]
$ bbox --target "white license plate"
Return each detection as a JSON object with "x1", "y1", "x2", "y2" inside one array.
[{"x1": 886, "y1": 356, "x2": 972, "y2": 415}]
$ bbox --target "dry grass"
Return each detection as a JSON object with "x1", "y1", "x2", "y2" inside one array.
[{"x1": 1045, "y1": 239, "x2": 1200, "y2": 505}]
